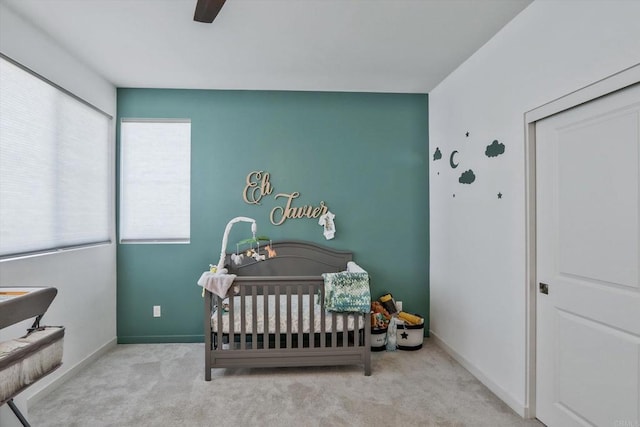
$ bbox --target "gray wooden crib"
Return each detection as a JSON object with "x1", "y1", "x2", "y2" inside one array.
[{"x1": 203, "y1": 240, "x2": 371, "y2": 380}]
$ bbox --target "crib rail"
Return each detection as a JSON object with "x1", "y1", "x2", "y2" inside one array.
[{"x1": 204, "y1": 276, "x2": 371, "y2": 380}]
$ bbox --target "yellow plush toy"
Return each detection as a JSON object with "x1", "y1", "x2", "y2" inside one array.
[{"x1": 398, "y1": 311, "x2": 423, "y2": 325}]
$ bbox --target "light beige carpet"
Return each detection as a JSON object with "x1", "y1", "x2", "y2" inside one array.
[{"x1": 29, "y1": 339, "x2": 543, "y2": 426}]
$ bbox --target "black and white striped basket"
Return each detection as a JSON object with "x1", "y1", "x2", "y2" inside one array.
[{"x1": 396, "y1": 316, "x2": 424, "y2": 350}]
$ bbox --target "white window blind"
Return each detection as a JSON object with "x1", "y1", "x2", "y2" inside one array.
[
  {"x1": 119, "y1": 119, "x2": 191, "y2": 243},
  {"x1": 0, "y1": 56, "x2": 111, "y2": 258}
]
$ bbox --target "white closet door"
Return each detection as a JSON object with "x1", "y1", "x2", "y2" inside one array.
[{"x1": 536, "y1": 83, "x2": 640, "y2": 427}]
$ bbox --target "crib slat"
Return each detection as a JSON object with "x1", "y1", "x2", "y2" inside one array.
[
  {"x1": 331, "y1": 312, "x2": 337, "y2": 348},
  {"x1": 216, "y1": 295, "x2": 223, "y2": 352},
  {"x1": 354, "y1": 313, "x2": 360, "y2": 348},
  {"x1": 275, "y1": 285, "x2": 280, "y2": 349},
  {"x1": 286, "y1": 287, "x2": 292, "y2": 349},
  {"x1": 297, "y1": 284, "x2": 303, "y2": 348},
  {"x1": 263, "y1": 285, "x2": 268, "y2": 349},
  {"x1": 204, "y1": 290, "x2": 213, "y2": 380},
  {"x1": 252, "y1": 286, "x2": 258, "y2": 351},
  {"x1": 342, "y1": 313, "x2": 348, "y2": 347},
  {"x1": 320, "y1": 285, "x2": 326, "y2": 348},
  {"x1": 229, "y1": 292, "x2": 235, "y2": 348},
  {"x1": 308, "y1": 284, "x2": 314, "y2": 349},
  {"x1": 240, "y1": 286, "x2": 246, "y2": 350}
]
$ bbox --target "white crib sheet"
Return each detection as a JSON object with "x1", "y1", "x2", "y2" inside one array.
[{"x1": 211, "y1": 294, "x2": 365, "y2": 334}]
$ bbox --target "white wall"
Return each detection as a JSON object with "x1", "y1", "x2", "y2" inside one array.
[
  {"x1": 429, "y1": 0, "x2": 640, "y2": 417},
  {"x1": 0, "y1": 4, "x2": 117, "y2": 425}
]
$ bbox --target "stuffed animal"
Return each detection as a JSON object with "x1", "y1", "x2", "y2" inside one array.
[
  {"x1": 398, "y1": 311, "x2": 423, "y2": 325},
  {"x1": 371, "y1": 301, "x2": 390, "y2": 317},
  {"x1": 265, "y1": 245, "x2": 277, "y2": 258},
  {"x1": 371, "y1": 301, "x2": 391, "y2": 329}
]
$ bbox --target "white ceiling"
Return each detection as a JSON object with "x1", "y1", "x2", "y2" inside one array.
[{"x1": 1, "y1": 0, "x2": 532, "y2": 93}]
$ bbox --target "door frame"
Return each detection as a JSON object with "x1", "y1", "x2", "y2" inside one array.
[{"x1": 523, "y1": 63, "x2": 640, "y2": 419}]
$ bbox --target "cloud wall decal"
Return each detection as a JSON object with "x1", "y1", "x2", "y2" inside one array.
[
  {"x1": 485, "y1": 140, "x2": 505, "y2": 157},
  {"x1": 459, "y1": 169, "x2": 476, "y2": 184}
]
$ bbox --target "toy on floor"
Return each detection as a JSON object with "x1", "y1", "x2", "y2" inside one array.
[
  {"x1": 378, "y1": 293, "x2": 398, "y2": 314},
  {"x1": 371, "y1": 301, "x2": 391, "y2": 329},
  {"x1": 386, "y1": 317, "x2": 398, "y2": 351},
  {"x1": 398, "y1": 311, "x2": 423, "y2": 325}
]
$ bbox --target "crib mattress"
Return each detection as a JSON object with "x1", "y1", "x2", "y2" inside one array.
[
  {"x1": 212, "y1": 294, "x2": 365, "y2": 334},
  {"x1": 0, "y1": 326, "x2": 64, "y2": 404}
]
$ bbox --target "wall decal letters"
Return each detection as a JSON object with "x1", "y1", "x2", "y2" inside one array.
[
  {"x1": 243, "y1": 170, "x2": 329, "y2": 226},
  {"x1": 270, "y1": 194, "x2": 328, "y2": 226},
  {"x1": 242, "y1": 171, "x2": 273, "y2": 205}
]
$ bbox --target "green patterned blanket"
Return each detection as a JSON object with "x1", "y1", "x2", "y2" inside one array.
[{"x1": 322, "y1": 272, "x2": 370, "y2": 313}]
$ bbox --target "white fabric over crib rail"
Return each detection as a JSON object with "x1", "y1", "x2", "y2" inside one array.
[{"x1": 197, "y1": 271, "x2": 236, "y2": 299}]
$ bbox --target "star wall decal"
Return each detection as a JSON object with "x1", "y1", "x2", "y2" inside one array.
[
  {"x1": 498, "y1": 192, "x2": 503, "y2": 199},
  {"x1": 465, "y1": 131, "x2": 470, "y2": 137}
]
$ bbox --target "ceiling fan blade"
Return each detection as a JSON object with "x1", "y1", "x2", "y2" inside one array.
[{"x1": 194, "y1": 0, "x2": 227, "y2": 23}]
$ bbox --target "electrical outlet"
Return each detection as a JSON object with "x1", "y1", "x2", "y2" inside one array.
[
  {"x1": 153, "y1": 305, "x2": 161, "y2": 317},
  {"x1": 396, "y1": 301, "x2": 403, "y2": 312}
]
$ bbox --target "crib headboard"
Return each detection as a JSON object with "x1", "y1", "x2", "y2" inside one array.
[{"x1": 225, "y1": 240, "x2": 353, "y2": 276}]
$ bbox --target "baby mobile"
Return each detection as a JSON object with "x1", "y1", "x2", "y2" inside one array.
[
  {"x1": 230, "y1": 235, "x2": 277, "y2": 266},
  {"x1": 209, "y1": 216, "x2": 277, "y2": 274}
]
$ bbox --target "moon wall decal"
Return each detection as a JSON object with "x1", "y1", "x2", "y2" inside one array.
[{"x1": 450, "y1": 150, "x2": 459, "y2": 168}]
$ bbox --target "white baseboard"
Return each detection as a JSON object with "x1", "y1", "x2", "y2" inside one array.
[
  {"x1": 27, "y1": 337, "x2": 117, "y2": 408},
  {"x1": 429, "y1": 331, "x2": 529, "y2": 418}
]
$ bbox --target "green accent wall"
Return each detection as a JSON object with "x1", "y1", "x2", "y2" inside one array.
[{"x1": 116, "y1": 89, "x2": 429, "y2": 343}]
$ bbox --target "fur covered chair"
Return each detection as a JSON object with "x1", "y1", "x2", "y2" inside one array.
[{"x1": 0, "y1": 287, "x2": 64, "y2": 427}]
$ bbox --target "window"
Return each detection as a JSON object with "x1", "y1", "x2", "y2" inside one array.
[
  {"x1": 0, "y1": 55, "x2": 111, "y2": 258},
  {"x1": 119, "y1": 119, "x2": 191, "y2": 243}
]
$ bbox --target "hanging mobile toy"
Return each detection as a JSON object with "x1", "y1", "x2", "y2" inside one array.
[
  {"x1": 265, "y1": 244, "x2": 277, "y2": 258},
  {"x1": 231, "y1": 242, "x2": 244, "y2": 265},
  {"x1": 237, "y1": 234, "x2": 271, "y2": 262}
]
